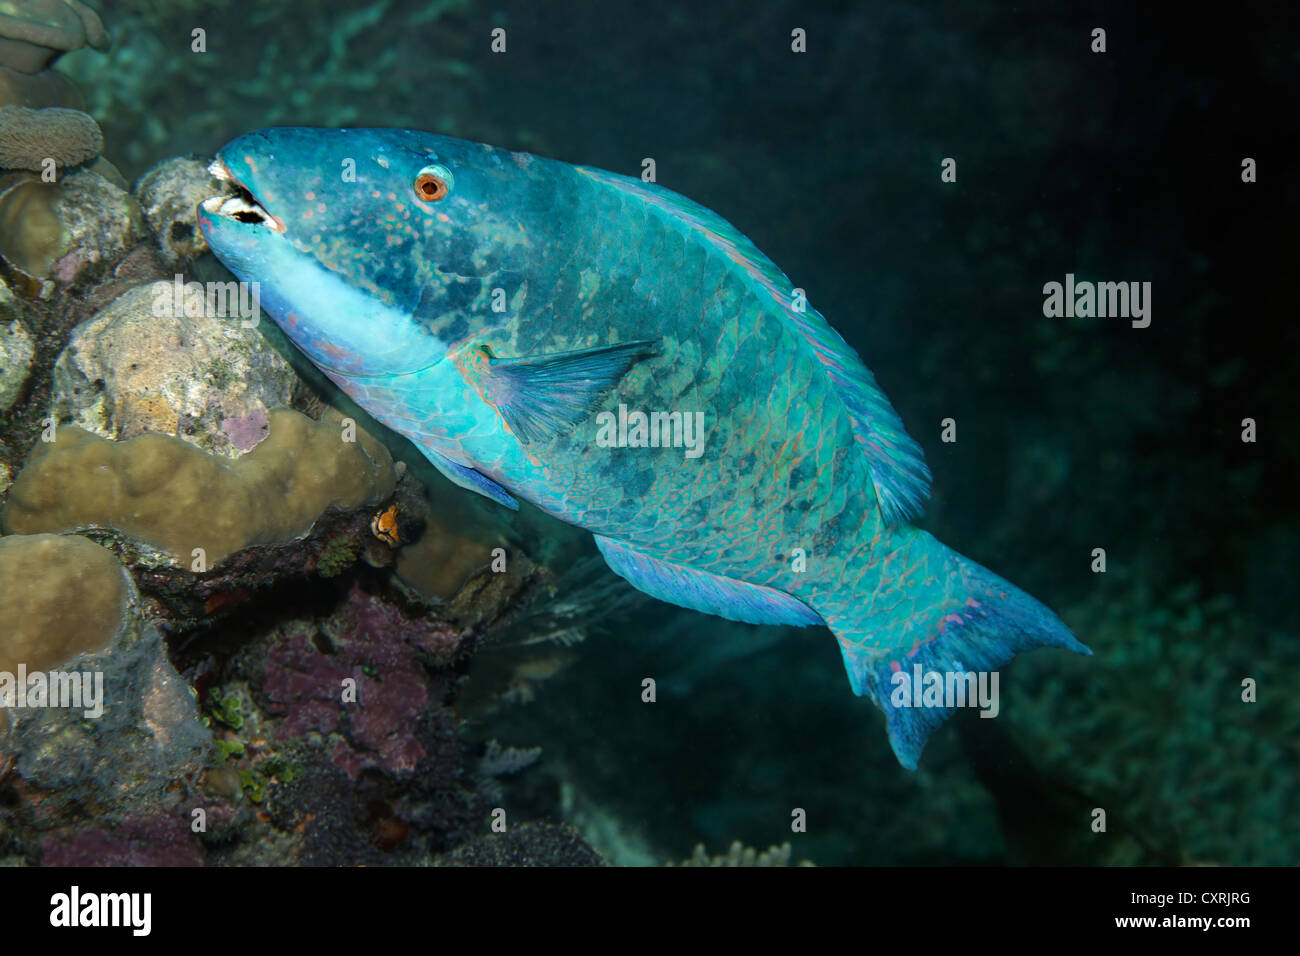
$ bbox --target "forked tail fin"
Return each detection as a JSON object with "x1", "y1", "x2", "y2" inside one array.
[{"x1": 829, "y1": 531, "x2": 1090, "y2": 769}]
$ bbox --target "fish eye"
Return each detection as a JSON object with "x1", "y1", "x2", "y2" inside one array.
[{"x1": 413, "y1": 164, "x2": 453, "y2": 202}]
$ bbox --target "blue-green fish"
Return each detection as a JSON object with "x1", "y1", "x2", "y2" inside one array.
[{"x1": 198, "y1": 127, "x2": 1089, "y2": 767}]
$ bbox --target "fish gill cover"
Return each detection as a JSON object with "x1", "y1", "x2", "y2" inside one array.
[{"x1": 0, "y1": 0, "x2": 1293, "y2": 883}]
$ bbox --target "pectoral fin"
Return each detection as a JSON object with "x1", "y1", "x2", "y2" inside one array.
[
  {"x1": 418, "y1": 444, "x2": 518, "y2": 510},
  {"x1": 463, "y1": 339, "x2": 659, "y2": 443}
]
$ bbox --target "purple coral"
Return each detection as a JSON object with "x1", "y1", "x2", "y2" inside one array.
[{"x1": 221, "y1": 406, "x2": 270, "y2": 452}]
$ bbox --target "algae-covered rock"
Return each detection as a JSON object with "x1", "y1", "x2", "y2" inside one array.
[
  {"x1": 0, "y1": 316, "x2": 33, "y2": 411},
  {"x1": 2, "y1": 408, "x2": 396, "y2": 565},
  {"x1": 134, "y1": 156, "x2": 222, "y2": 264},
  {"x1": 44, "y1": 165, "x2": 143, "y2": 282},
  {"x1": 50, "y1": 282, "x2": 295, "y2": 456},
  {"x1": 7, "y1": 618, "x2": 209, "y2": 816}
]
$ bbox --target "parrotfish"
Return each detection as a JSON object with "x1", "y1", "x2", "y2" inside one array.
[{"x1": 198, "y1": 127, "x2": 1089, "y2": 768}]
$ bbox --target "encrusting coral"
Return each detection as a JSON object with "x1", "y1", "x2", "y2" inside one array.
[
  {"x1": 2, "y1": 407, "x2": 396, "y2": 565},
  {"x1": 0, "y1": 170, "x2": 59, "y2": 276},
  {"x1": 0, "y1": 532, "x2": 130, "y2": 735},
  {"x1": 0, "y1": 531, "x2": 128, "y2": 674}
]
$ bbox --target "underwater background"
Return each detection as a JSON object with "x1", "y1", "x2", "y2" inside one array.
[{"x1": 0, "y1": 0, "x2": 1294, "y2": 866}]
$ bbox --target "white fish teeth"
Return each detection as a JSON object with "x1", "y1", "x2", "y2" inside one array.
[
  {"x1": 202, "y1": 192, "x2": 268, "y2": 221},
  {"x1": 221, "y1": 195, "x2": 263, "y2": 216},
  {"x1": 208, "y1": 160, "x2": 232, "y2": 181}
]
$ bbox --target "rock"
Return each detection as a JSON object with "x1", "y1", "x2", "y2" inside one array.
[
  {"x1": 0, "y1": 166, "x2": 142, "y2": 285},
  {"x1": 46, "y1": 166, "x2": 143, "y2": 283},
  {"x1": 0, "y1": 317, "x2": 33, "y2": 411},
  {"x1": 49, "y1": 282, "x2": 297, "y2": 456},
  {"x1": 135, "y1": 156, "x2": 222, "y2": 265}
]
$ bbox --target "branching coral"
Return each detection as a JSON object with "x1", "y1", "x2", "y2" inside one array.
[{"x1": 1008, "y1": 577, "x2": 1298, "y2": 865}]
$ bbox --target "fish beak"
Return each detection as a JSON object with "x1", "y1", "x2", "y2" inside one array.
[{"x1": 200, "y1": 157, "x2": 286, "y2": 233}]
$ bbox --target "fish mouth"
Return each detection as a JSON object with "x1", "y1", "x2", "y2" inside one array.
[{"x1": 200, "y1": 159, "x2": 286, "y2": 233}]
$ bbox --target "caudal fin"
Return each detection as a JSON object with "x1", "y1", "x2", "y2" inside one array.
[{"x1": 830, "y1": 532, "x2": 1090, "y2": 769}]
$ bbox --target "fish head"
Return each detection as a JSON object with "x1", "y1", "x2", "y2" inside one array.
[{"x1": 198, "y1": 126, "x2": 542, "y2": 379}]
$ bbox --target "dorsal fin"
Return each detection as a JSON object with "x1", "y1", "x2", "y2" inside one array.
[{"x1": 576, "y1": 166, "x2": 931, "y2": 524}]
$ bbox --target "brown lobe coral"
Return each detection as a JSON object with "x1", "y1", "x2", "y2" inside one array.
[{"x1": 0, "y1": 0, "x2": 109, "y2": 74}]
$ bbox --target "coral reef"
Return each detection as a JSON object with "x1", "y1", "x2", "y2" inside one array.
[
  {"x1": 0, "y1": 59, "x2": 82, "y2": 108},
  {"x1": 49, "y1": 281, "x2": 295, "y2": 455},
  {"x1": 0, "y1": 529, "x2": 212, "y2": 864},
  {"x1": 155, "y1": 574, "x2": 550, "y2": 864},
  {"x1": 0, "y1": 0, "x2": 108, "y2": 75},
  {"x1": 0, "y1": 164, "x2": 142, "y2": 287},
  {"x1": 0, "y1": 532, "x2": 129, "y2": 681},
  {"x1": 1010, "y1": 576, "x2": 1299, "y2": 866},
  {"x1": 0, "y1": 104, "x2": 101, "y2": 170},
  {"x1": 0, "y1": 512, "x2": 570, "y2": 865},
  {"x1": 438, "y1": 822, "x2": 607, "y2": 866},
  {"x1": 259, "y1": 583, "x2": 466, "y2": 779},
  {"x1": 668, "y1": 841, "x2": 813, "y2": 867},
  {"x1": 3, "y1": 407, "x2": 395, "y2": 564}
]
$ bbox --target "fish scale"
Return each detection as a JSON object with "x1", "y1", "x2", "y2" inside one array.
[{"x1": 199, "y1": 126, "x2": 1090, "y2": 768}]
